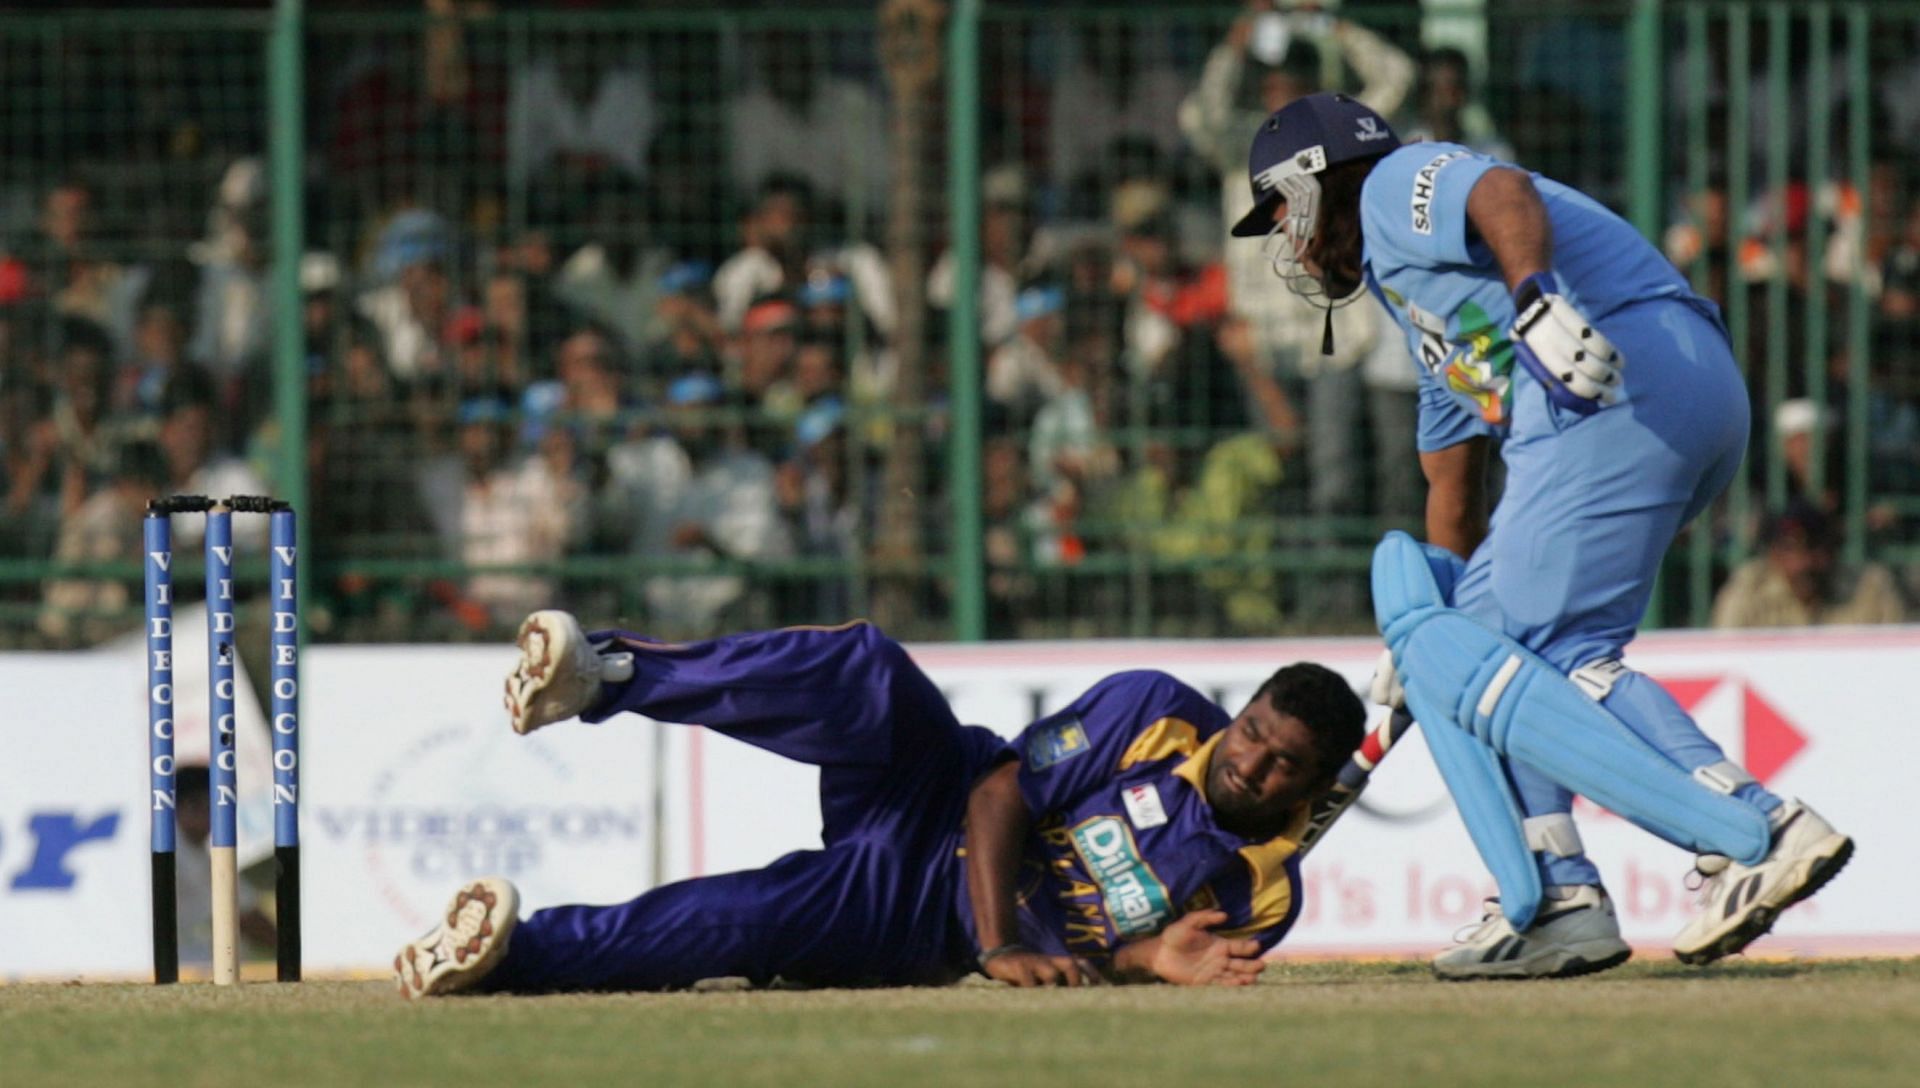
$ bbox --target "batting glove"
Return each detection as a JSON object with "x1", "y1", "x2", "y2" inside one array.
[
  {"x1": 1367, "y1": 648, "x2": 1406, "y2": 711},
  {"x1": 1509, "y1": 272, "x2": 1624, "y2": 416}
]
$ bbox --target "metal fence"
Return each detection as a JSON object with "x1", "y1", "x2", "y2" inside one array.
[{"x1": 2, "y1": 1, "x2": 1916, "y2": 649}]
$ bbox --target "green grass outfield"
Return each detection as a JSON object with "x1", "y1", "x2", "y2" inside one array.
[{"x1": 3, "y1": 959, "x2": 1916, "y2": 1087}]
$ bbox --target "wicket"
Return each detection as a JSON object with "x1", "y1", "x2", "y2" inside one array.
[{"x1": 144, "y1": 494, "x2": 301, "y2": 985}]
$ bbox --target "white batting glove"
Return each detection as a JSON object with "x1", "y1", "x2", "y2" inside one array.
[
  {"x1": 1509, "y1": 272, "x2": 1625, "y2": 416},
  {"x1": 1367, "y1": 648, "x2": 1405, "y2": 711}
]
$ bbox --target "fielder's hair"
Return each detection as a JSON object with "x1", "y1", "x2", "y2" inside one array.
[{"x1": 1253, "y1": 663, "x2": 1367, "y2": 781}]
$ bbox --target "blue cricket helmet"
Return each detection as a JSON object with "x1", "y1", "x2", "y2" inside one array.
[{"x1": 1229, "y1": 92, "x2": 1400, "y2": 238}]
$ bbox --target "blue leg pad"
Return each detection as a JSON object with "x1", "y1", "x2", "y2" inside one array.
[
  {"x1": 1371, "y1": 531, "x2": 1466, "y2": 628},
  {"x1": 1374, "y1": 532, "x2": 1770, "y2": 864},
  {"x1": 1373, "y1": 532, "x2": 1542, "y2": 929},
  {"x1": 1416, "y1": 693, "x2": 1545, "y2": 930}
]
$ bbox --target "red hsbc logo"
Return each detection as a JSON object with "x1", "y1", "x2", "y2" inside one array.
[{"x1": 1658, "y1": 675, "x2": 1809, "y2": 783}]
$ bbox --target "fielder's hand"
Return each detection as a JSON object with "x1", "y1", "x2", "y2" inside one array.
[
  {"x1": 1509, "y1": 272, "x2": 1624, "y2": 416},
  {"x1": 1149, "y1": 910, "x2": 1267, "y2": 987},
  {"x1": 981, "y1": 946, "x2": 1103, "y2": 987}
]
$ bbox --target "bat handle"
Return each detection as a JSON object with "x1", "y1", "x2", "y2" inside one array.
[{"x1": 1296, "y1": 708, "x2": 1415, "y2": 858}]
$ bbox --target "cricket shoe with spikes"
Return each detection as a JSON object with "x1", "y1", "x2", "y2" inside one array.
[
  {"x1": 394, "y1": 877, "x2": 520, "y2": 999},
  {"x1": 1431, "y1": 885, "x2": 1631, "y2": 980},
  {"x1": 503, "y1": 610, "x2": 634, "y2": 735},
  {"x1": 1672, "y1": 800, "x2": 1854, "y2": 965}
]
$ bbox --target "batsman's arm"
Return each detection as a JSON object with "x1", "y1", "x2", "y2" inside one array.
[
  {"x1": 1466, "y1": 166, "x2": 1553, "y2": 293},
  {"x1": 1468, "y1": 167, "x2": 1627, "y2": 414}
]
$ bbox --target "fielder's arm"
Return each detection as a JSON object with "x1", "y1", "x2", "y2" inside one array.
[{"x1": 964, "y1": 762, "x2": 1099, "y2": 987}]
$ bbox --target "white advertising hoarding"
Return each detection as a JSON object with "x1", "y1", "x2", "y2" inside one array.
[{"x1": 3, "y1": 626, "x2": 1916, "y2": 979}]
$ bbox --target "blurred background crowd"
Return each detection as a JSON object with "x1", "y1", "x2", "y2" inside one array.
[{"x1": 2, "y1": 0, "x2": 1916, "y2": 648}]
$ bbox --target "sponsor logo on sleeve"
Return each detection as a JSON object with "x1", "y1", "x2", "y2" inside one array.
[
  {"x1": 1027, "y1": 718, "x2": 1092, "y2": 771},
  {"x1": 1121, "y1": 783, "x2": 1169, "y2": 830},
  {"x1": 1070, "y1": 816, "x2": 1174, "y2": 937},
  {"x1": 1407, "y1": 302, "x2": 1450, "y2": 376},
  {"x1": 1411, "y1": 150, "x2": 1470, "y2": 235}
]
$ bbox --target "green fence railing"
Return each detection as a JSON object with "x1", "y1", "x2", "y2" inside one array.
[{"x1": 1, "y1": 1, "x2": 1915, "y2": 650}]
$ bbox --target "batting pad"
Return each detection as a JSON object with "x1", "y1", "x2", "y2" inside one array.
[
  {"x1": 1373, "y1": 532, "x2": 1772, "y2": 868},
  {"x1": 1369, "y1": 533, "x2": 1541, "y2": 928},
  {"x1": 1418, "y1": 695, "x2": 1545, "y2": 929}
]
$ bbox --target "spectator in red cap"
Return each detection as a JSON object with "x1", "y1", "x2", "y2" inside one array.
[{"x1": 736, "y1": 298, "x2": 804, "y2": 446}]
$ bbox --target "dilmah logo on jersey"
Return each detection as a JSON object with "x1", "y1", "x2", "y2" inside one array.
[
  {"x1": 1070, "y1": 816, "x2": 1173, "y2": 937},
  {"x1": 1355, "y1": 117, "x2": 1391, "y2": 142},
  {"x1": 1122, "y1": 783, "x2": 1169, "y2": 830}
]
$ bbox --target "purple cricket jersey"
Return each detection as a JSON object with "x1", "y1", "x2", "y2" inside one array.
[{"x1": 957, "y1": 670, "x2": 1310, "y2": 964}]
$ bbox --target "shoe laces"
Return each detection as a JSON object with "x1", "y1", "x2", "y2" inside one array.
[
  {"x1": 1684, "y1": 853, "x2": 1731, "y2": 895},
  {"x1": 1452, "y1": 897, "x2": 1504, "y2": 944}
]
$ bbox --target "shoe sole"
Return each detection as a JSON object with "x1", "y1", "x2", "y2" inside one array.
[
  {"x1": 395, "y1": 879, "x2": 519, "y2": 999},
  {"x1": 1674, "y1": 835, "x2": 1854, "y2": 966},
  {"x1": 1434, "y1": 943, "x2": 1632, "y2": 982},
  {"x1": 505, "y1": 614, "x2": 565, "y2": 735}
]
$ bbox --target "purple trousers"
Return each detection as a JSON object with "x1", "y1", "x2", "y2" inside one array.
[{"x1": 478, "y1": 622, "x2": 1010, "y2": 992}]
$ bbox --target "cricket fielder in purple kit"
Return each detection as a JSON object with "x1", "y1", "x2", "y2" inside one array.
[
  {"x1": 394, "y1": 610, "x2": 1366, "y2": 997},
  {"x1": 1231, "y1": 91, "x2": 1854, "y2": 979}
]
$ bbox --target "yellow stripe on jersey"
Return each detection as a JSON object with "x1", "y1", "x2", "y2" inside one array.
[
  {"x1": 1117, "y1": 716, "x2": 1202, "y2": 771},
  {"x1": 1161, "y1": 727, "x2": 1311, "y2": 939},
  {"x1": 1217, "y1": 805, "x2": 1312, "y2": 940},
  {"x1": 1170, "y1": 732, "x2": 1222, "y2": 792}
]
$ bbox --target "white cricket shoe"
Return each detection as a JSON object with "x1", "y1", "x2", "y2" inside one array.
[
  {"x1": 1672, "y1": 800, "x2": 1853, "y2": 965},
  {"x1": 503, "y1": 610, "x2": 634, "y2": 735},
  {"x1": 394, "y1": 877, "x2": 520, "y2": 999},
  {"x1": 1432, "y1": 885, "x2": 1631, "y2": 980}
]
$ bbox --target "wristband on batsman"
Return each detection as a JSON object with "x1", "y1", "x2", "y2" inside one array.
[{"x1": 1508, "y1": 271, "x2": 1625, "y2": 416}]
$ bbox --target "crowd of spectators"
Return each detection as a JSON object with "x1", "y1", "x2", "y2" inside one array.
[{"x1": 2, "y1": 1, "x2": 1918, "y2": 648}]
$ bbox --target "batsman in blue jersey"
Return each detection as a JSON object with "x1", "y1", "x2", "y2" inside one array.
[
  {"x1": 394, "y1": 610, "x2": 1366, "y2": 997},
  {"x1": 1231, "y1": 92, "x2": 1853, "y2": 979}
]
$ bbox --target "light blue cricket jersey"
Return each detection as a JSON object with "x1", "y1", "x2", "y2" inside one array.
[{"x1": 1358, "y1": 141, "x2": 1703, "y2": 451}]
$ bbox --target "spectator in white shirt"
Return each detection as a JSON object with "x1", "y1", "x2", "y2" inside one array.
[
  {"x1": 713, "y1": 177, "x2": 813, "y2": 333},
  {"x1": 1049, "y1": 25, "x2": 1191, "y2": 209},
  {"x1": 155, "y1": 379, "x2": 269, "y2": 551},
  {"x1": 611, "y1": 373, "x2": 792, "y2": 637},
  {"x1": 455, "y1": 398, "x2": 580, "y2": 629},
  {"x1": 726, "y1": 30, "x2": 888, "y2": 212},
  {"x1": 508, "y1": 52, "x2": 656, "y2": 186}
]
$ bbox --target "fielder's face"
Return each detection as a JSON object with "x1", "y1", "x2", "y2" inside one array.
[{"x1": 1207, "y1": 697, "x2": 1327, "y2": 833}]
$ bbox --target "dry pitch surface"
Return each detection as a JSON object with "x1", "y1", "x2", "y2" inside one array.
[{"x1": 3, "y1": 959, "x2": 1916, "y2": 1087}]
